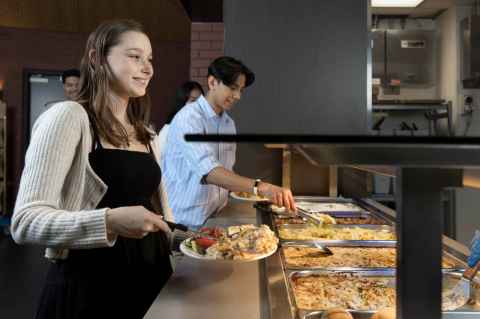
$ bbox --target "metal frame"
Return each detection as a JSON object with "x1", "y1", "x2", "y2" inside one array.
[
  {"x1": 0, "y1": 101, "x2": 6, "y2": 216},
  {"x1": 22, "y1": 68, "x2": 63, "y2": 156}
]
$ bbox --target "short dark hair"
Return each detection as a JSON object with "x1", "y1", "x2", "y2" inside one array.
[
  {"x1": 166, "y1": 81, "x2": 205, "y2": 124},
  {"x1": 207, "y1": 56, "x2": 255, "y2": 88},
  {"x1": 62, "y1": 69, "x2": 80, "y2": 83}
]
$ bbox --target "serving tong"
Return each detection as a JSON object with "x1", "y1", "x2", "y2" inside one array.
[
  {"x1": 448, "y1": 259, "x2": 480, "y2": 305},
  {"x1": 304, "y1": 243, "x2": 334, "y2": 257},
  {"x1": 280, "y1": 207, "x2": 335, "y2": 257}
]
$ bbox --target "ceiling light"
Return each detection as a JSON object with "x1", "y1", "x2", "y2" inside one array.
[{"x1": 372, "y1": 0, "x2": 424, "y2": 7}]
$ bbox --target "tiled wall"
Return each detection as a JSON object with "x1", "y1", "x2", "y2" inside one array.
[{"x1": 190, "y1": 23, "x2": 224, "y2": 90}]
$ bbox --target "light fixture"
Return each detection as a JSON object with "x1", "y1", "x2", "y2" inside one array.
[{"x1": 372, "y1": 0, "x2": 424, "y2": 7}]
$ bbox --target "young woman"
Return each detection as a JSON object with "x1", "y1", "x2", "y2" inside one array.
[
  {"x1": 12, "y1": 20, "x2": 173, "y2": 319},
  {"x1": 170, "y1": 80, "x2": 204, "y2": 124},
  {"x1": 157, "y1": 81, "x2": 205, "y2": 159}
]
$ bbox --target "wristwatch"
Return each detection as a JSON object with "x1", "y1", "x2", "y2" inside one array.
[{"x1": 253, "y1": 179, "x2": 261, "y2": 196}]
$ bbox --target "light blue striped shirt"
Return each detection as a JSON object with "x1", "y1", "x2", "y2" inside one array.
[{"x1": 161, "y1": 95, "x2": 236, "y2": 228}]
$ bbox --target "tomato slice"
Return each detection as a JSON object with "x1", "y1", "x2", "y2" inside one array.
[
  {"x1": 211, "y1": 227, "x2": 223, "y2": 238},
  {"x1": 195, "y1": 237, "x2": 217, "y2": 249}
]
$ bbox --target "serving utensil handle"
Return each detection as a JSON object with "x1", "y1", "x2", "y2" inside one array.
[{"x1": 463, "y1": 260, "x2": 480, "y2": 281}]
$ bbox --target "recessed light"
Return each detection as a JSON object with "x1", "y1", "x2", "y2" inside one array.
[{"x1": 372, "y1": 0, "x2": 424, "y2": 7}]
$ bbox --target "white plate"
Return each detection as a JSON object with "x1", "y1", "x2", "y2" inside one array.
[
  {"x1": 230, "y1": 192, "x2": 269, "y2": 202},
  {"x1": 180, "y1": 239, "x2": 278, "y2": 262}
]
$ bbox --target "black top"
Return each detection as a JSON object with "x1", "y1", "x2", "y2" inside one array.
[
  {"x1": 85, "y1": 130, "x2": 171, "y2": 264},
  {"x1": 35, "y1": 128, "x2": 173, "y2": 319}
]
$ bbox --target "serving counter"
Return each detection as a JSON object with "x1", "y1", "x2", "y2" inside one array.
[
  {"x1": 257, "y1": 198, "x2": 480, "y2": 319},
  {"x1": 144, "y1": 200, "x2": 263, "y2": 319},
  {"x1": 145, "y1": 196, "x2": 480, "y2": 319}
]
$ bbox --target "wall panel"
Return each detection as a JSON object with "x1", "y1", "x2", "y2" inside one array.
[
  {"x1": 0, "y1": 0, "x2": 190, "y2": 40},
  {"x1": 0, "y1": 0, "x2": 191, "y2": 212}
]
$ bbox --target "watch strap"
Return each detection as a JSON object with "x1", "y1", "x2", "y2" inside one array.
[{"x1": 253, "y1": 179, "x2": 261, "y2": 196}]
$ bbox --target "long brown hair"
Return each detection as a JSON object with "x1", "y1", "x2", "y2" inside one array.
[{"x1": 77, "y1": 19, "x2": 154, "y2": 147}]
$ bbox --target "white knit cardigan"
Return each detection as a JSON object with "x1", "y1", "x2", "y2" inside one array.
[{"x1": 11, "y1": 101, "x2": 173, "y2": 260}]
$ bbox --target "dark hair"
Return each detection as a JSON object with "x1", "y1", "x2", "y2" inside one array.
[
  {"x1": 207, "y1": 56, "x2": 255, "y2": 88},
  {"x1": 77, "y1": 19, "x2": 154, "y2": 147},
  {"x1": 62, "y1": 69, "x2": 80, "y2": 83},
  {"x1": 166, "y1": 81, "x2": 204, "y2": 124}
]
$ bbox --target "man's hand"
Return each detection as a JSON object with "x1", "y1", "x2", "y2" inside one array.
[
  {"x1": 468, "y1": 230, "x2": 480, "y2": 268},
  {"x1": 106, "y1": 206, "x2": 171, "y2": 239},
  {"x1": 258, "y1": 182, "x2": 296, "y2": 212}
]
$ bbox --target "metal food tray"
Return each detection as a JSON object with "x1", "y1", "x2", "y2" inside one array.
[
  {"x1": 286, "y1": 270, "x2": 480, "y2": 319},
  {"x1": 295, "y1": 197, "x2": 364, "y2": 213},
  {"x1": 296, "y1": 209, "x2": 391, "y2": 225},
  {"x1": 293, "y1": 196, "x2": 358, "y2": 203},
  {"x1": 256, "y1": 196, "x2": 366, "y2": 216},
  {"x1": 273, "y1": 212, "x2": 392, "y2": 228},
  {"x1": 280, "y1": 243, "x2": 465, "y2": 271},
  {"x1": 299, "y1": 210, "x2": 370, "y2": 218},
  {"x1": 286, "y1": 269, "x2": 395, "y2": 319},
  {"x1": 277, "y1": 224, "x2": 396, "y2": 246},
  {"x1": 281, "y1": 239, "x2": 396, "y2": 248},
  {"x1": 255, "y1": 196, "x2": 392, "y2": 225},
  {"x1": 281, "y1": 243, "x2": 393, "y2": 271},
  {"x1": 260, "y1": 204, "x2": 374, "y2": 218}
]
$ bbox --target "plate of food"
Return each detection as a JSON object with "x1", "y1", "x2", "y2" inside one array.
[
  {"x1": 180, "y1": 224, "x2": 279, "y2": 262},
  {"x1": 230, "y1": 191, "x2": 269, "y2": 202}
]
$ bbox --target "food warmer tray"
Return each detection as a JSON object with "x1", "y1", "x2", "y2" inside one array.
[
  {"x1": 276, "y1": 224, "x2": 396, "y2": 246},
  {"x1": 285, "y1": 269, "x2": 480, "y2": 319},
  {"x1": 279, "y1": 242, "x2": 465, "y2": 271}
]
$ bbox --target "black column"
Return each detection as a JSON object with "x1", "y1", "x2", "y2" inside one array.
[{"x1": 395, "y1": 168, "x2": 462, "y2": 319}]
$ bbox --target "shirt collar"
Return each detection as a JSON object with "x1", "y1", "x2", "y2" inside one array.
[{"x1": 197, "y1": 95, "x2": 225, "y2": 120}]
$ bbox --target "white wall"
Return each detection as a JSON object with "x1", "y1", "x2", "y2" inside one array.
[
  {"x1": 456, "y1": 5, "x2": 480, "y2": 136},
  {"x1": 436, "y1": 3, "x2": 480, "y2": 136},
  {"x1": 437, "y1": 5, "x2": 460, "y2": 128}
]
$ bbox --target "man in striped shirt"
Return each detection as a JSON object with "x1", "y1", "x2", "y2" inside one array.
[{"x1": 161, "y1": 56, "x2": 296, "y2": 228}]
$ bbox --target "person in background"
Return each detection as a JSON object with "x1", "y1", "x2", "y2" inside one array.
[
  {"x1": 156, "y1": 81, "x2": 204, "y2": 159},
  {"x1": 468, "y1": 230, "x2": 480, "y2": 268},
  {"x1": 61, "y1": 68, "x2": 80, "y2": 100},
  {"x1": 11, "y1": 20, "x2": 173, "y2": 319},
  {"x1": 161, "y1": 56, "x2": 296, "y2": 229},
  {"x1": 173, "y1": 81, "x2": 205, "y2": 119}
]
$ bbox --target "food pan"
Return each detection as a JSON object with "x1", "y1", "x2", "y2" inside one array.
[
  {"x1": 277, "y1": 224, "x2": 396, "y2": 244},
  {"x1": 287, "y1": 270, "x2": 477, "y2": 319},
  {"x1": 280, "y1": 244, "x2": 464, "y2": 271}
]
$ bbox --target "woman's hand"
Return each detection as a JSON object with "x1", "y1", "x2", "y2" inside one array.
[
  {"x1": 258, "y1": 182, "x2": 296, "y2": 212},
  {"x1": 105, "y1": 206, "x2": 171, "y2": 239}
]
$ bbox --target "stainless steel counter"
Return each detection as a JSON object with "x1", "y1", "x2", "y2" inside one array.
[
  {"x1": 144, "y1": 200, "x2": 263, "y2": 319},
  {"x1": 145, "y1": 198, "x2": 480, "y2": 319}
]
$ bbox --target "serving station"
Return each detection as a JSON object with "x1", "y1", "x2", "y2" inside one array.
[
  {"x1": 257, "y1": 196, "x2": 480, "y2": 319},
  {"x1": 186, "y1": 135, "x2": 480, "y2": 318}
]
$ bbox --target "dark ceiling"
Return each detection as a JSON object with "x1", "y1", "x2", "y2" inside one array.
[
  {"x1": 180, "y1": 0, "x2": 223, "y2": 22},
  {"x1": 179, "y1": 0, "x2": 475, "y2": 22}
]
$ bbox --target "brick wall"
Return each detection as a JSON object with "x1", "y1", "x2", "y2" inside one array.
[{"x1": 190, "y1": 23, "x2": 224, "y2": 90}]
